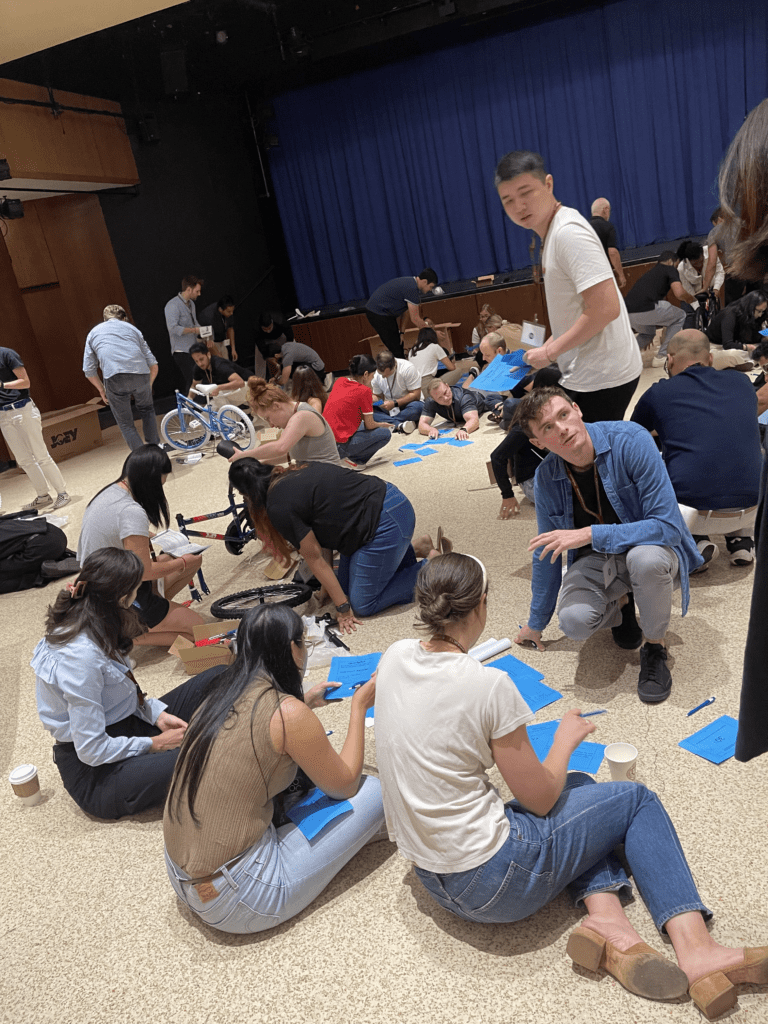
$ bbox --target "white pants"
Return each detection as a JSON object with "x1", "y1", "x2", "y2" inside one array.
[
  {"x1": 0, "y1": 401, "x2": 66, "y2": 497},
  {"x1": 211, "y1": 386, "x2": 249, "y2": 411}
]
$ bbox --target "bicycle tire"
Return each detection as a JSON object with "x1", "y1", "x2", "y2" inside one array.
[
  {"x1": 218, "y1": 405, "x2": 257, "y2": 450},
  {"x1": 210, "y1": 582, "x2": 313, "y2": 619},
  {"x1": 224, "y1": 512, "x2": 257, "y2": 556},
  {"x1": 161, "y1": 410, "x2": 210, "y2": 450}
]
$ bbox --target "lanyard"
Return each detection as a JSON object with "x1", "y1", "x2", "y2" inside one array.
[
  {"x1": 564, "y1": 462, "x2": 604, "y2": 524},
  {"x1": 385, "y1": 370, "x2": 399, "y2": 401}
]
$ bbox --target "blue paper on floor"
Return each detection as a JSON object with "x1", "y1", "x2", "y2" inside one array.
[
  {"x1": 527, "y1": 720, "x2": 606, "y2": 774},
  {"x1": 365, "y1": 706, "x2": 375, "y2": 727},
  {"x1": 679, "y1": 715, "x2": 738, "y2": 764},
  {"x1": 399, "y1": 443, "x2": 426, "y2": 450},
  {"x1": 394, "y1": 457, "x2": 422, "y2": 466},
  {"x1": 325, "y1": 652, "x2": 382, "y2": 698},
  {"x1": 447, "y1": 439, "x2": 473, "y2": 447},
  {"x1": 487, "y1": 655, "x2": 562, "y2": 712},
  {"x1": 415, "y1": 447, "x2": 437, "y2": 456},
  {"x1": 287, "y1": 788, "x2": 353, "y2": 839},
  {"x1": 468, "y1": 351, "x2": 528, "y2": 392}
]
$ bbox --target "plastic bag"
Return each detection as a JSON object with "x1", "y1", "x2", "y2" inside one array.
[{"x1": 302, "y1": 614, "x2": 351, "y2": 671}]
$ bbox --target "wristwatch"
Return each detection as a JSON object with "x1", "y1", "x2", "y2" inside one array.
[{"x1": 335, "y1": 601, "x2": 351, "y2": 614}]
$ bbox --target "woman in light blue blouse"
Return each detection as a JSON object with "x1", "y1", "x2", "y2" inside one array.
[{"x1": 34, "y1": 547, "x2": 218, "y2": 819}]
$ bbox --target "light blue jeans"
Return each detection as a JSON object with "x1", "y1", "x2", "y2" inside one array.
[
  {"x1": 164, "y1": 777, "x2": 385, "y2": 934},
  {"x1": 415, "y1": 773, "x2": 711, "y2": 933},
  {"x1": 337, "y1": 482, "x2": 422, "y2": 615},
  {"x1": 372, "y1": 400, "x2": 424, "y2": 426},
  {"x1": 336, "y1": 422, "x2": 391, "y2": 463}
]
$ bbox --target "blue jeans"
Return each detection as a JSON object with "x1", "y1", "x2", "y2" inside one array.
[
  {"x1": 372, "y1": 400, "x2": 424, "y2": 426},
  {"x1": 415, "y1": 773, "x2": 710, "y2": 933},
  {"x1": 336, "y1": 422, "x2": 391, "y2": 463},
  {"x1": 474, "y1": 390, "x2": 506, "y2": 414},
  {"x1": 337, "y1": 482, "x2": 422, "y2": 616},
  {"x1": 164, "y1": 777, "x2": 385, "y2": 934}
]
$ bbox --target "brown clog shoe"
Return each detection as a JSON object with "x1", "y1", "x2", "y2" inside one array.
[
  {"x1": 566, "y1": 925, "x2": 688, "y2": 1001},
  {"x1": 689, "y1": 947, "x2": 768, "y2": 1019}
]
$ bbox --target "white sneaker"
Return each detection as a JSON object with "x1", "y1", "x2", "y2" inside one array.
[
  {"x1": 52, "y1": 492, "x2": 71, "y2": 510},
  {"x1": 342, "y1": 458, "x2": 362, "y2": 471},
  {"x1": 22, "y1": 494, "x2": 53, "y2": 510},
  {"x1": 393, "y1": 421, "x2": 417, "y2": 434},
  {"x1": 651, "y1": 356, "x2": 666, "y2": 368},
  {"x1": 696, "y1": 538, "x2": 719, "y2": 564}
]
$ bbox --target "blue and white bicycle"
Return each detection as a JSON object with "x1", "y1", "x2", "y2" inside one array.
[{"x1": 160, "y1": 384, "x2": 257, "y2": 452}]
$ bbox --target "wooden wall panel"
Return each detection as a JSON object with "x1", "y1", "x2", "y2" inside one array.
[
  {"x1": 3, "y1": 204, "x2": 58, "y2": 289},
  {"x1": 21, "y1": 287, "x2": 92, "y2": 407},
  {"x1": 425, "y1": 294, "x2": 481, "y2": 352}
]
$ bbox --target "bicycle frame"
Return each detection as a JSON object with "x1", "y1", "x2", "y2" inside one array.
[{"x1": 173, "y1": 389, "x2": 221, "y2": 434}]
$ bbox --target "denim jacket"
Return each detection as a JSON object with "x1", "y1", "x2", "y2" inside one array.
[{"x1": 528, "y1": 420, "x2": 703, "y2": 632}]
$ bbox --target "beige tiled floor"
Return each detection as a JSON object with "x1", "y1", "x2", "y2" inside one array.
[{"x1": 2, "y1": 361, "x2": 767, "y2": 1024}]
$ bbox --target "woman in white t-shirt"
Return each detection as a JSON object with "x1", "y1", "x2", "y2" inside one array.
[
  {"x1": 375, "y1": 554, "x2": 764, "y2": 1015},
  {"x1": 407, "y1": 327, "x2": 455, "y2": 399}
]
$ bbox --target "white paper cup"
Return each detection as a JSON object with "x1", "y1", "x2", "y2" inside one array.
[
  {"x1": 9, "y1": 764, "x2": 42, "y2": 806},
  {"x1": 604, "y1": 743, "x2": 638, "y2": 782}
]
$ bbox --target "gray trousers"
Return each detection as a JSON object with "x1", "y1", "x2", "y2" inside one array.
[
  {"x1": 628, "y1": 301, "x2": 685, "y2": 355},
  {"x1": 104, "y1": 372, "x2": 160, "y2": 450},
  {"x1": 557, "y1": 546, "x2": 679, "y2": 643}
]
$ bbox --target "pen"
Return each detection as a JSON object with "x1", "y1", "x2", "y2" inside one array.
[
  {"x1": 687, "y1": 696, "x2": 716, "y2": 717},
  {"x1": 581, "y1": 710, "x2": 607, "y2": 717}
]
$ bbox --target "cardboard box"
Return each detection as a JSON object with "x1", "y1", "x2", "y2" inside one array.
[
  {"x1": 41, "y1": 401, "x2": 103, "y2": 463},
  {"x1": 170, "y1": 620, "x2": 239, "y2": 673}
]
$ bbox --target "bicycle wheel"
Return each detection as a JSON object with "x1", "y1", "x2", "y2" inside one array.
[
  {"x1": 161, "y1": 409, "x2": 210, "y2": 450},
  {"x1": 210, "y1": 582, "x2": 313, "y2": 619},
  {"x1": 218, "y1": 405, "x2": 257, "y2": 450},
  {"x1": 224, "y1": 512, "x2": 258, "y2": 556}
]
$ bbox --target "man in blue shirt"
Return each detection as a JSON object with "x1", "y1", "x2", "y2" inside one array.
[
  {"x1": 83, "y1": 305, "x2": 160, "y2": 450},
  {"x1": 631, "y1": 330, "x2": 761, "y2": 567},
  {"x1": 164, "y1": 275, "x2": 205, "y2": 393},
  {"x1": 514, "y1": 387, "x2": 702, "y2": 703},
  {"x1": 365, "y1": 269, "x2": 438, "y2": 359}
]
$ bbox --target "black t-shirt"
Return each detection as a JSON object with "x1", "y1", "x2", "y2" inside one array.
[
  {"x1": 199, "y1": 302, "x2": 233, "y2": 344},
  {"x1": 568, "y1": 463, "x2": 621, "y2": 559},
  {"x1": 624, "y1": 264, "x2": 680, "y2": 313},
  {"x1": 266, "y1": 462, "x2": 387, "y2": 557},
  {"x1": 423, "y1": 385, "x2": 478, "y2": 423},
  {"x1": 0, "y1": 348, "x2": 30, "y2": 404},
  {"x1": 193, "y1": 355, "x2": 245, "y2": 386},
  {"x1": 589, "y1": 216, "x2": 618, "y2": 255},
  {"x1": 257, "y1": 320, "x2": 294, "y2": 357}
]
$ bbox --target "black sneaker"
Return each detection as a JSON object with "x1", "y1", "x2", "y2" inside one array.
[
  {"x1": 612, "y1": 593, "x2": 643, "y2": 650},
  {"x1": 637, "y1": 642, "x2": 672, "y2": 703},
  {"x1": 725, "y1": 536, "x2": 755, "y2": 566},
  {"x1": 40, "y1": 557, "x2": 81, "y2": 579}
]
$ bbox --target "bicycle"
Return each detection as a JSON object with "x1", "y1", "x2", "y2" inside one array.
[{"x1": 160, "y1": 384, "x2": 257, "y2": 452}]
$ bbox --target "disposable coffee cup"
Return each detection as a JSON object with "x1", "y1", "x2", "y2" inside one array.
[
  {"x1": 604, "y1": 742, "x2": 638, "y2": 782},
  {"x1": 9, "y1": 764, "x2": 42, "y2": 806}
]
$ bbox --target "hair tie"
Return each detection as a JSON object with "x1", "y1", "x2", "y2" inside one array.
[
  {"x1": 466, "y1": 554, "x2": 488, "y2": 593},
  {"x1": 66, "y1": 580, "x2": 87, "y2": 599}
]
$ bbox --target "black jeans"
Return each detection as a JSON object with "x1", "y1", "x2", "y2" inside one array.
[
  {"x1": 365, "y1": 310, "x2": 404, "y2": 359},
  {"x1": 173, "y1": 351, "x2": 197, "y2": 395},
  {"x1": 51, "y1": 665, "x2": 226, "y2": 819},
  {"x1": 563, "y1": 376, "x2": 639, "y2": 423}
]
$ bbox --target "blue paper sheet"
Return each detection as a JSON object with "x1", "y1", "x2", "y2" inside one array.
[
  {"x1": 287, "y1": 789, "x2": 353, "y2": 839},
  {"x1": 468, "y1": 351, "x2": 528, "y2": 392},
  {"x1": 393, "y1": 457, "x2": 422, "y2": 466},
  {"x1": 447, "y1": 438, "x2": 473, "y2": 447},
  {"x1": 679, "y1": 715, "x2": 738, "y2": 764},
  {"x1": 325, "y1": 653, "x2": 382, "y2": 699},
  {"x1": 527, "y1": 720, "x2": 606, "y2": 774},
  {"x1": 399, "y1": 443, "x2": 426, "y2": 450},
  {"x1": 366, "y1": 707, "x2": 374, "y2": 721},
  {"x1": 487, "y1": 654, "x2": 562, "y2": 713},
  {"x1": 415, "y1": 446, "x2": 437, "y2": 456},
  {"x1": 759, "y1": 410, "x2": 768, "y2": 426}
]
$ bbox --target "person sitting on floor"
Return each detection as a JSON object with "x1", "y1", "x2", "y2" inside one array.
[
  {"x1": 77, "y1": 445, "x2": 206, "y2": 646},
  {"x1": 231, "y1": 377, "x2": 341, "y2": 467},
  {"x1": 373, "y1": 552, "x2": 768, "y2": 1019},
  {"x1": 162, "y1": 603, "x2": 386, "y2": 934},
  {"x1": 323, "y1": 355, "x2": 392, "y2": 467},
  {"x1": 418, "y1": 379, "x2": 480, "y2": 440},
  {"x1": 371, "y1": 350, "x2": 424, "y2": 434},
  {"x1": 290, "y1": 364, "x2": 329, "y2": 413},
  {"x1": 514, "y1": 387, "x2": 702, "y2": 704},
  {"x1": 33, "y1": 547, "x2": 216, "y2": 820},
  {"x1": 470, "y1": 303, "x2": 497, "y2": 348},
  {"x1": 228, "y1": 458, "x2": 439, "y2": 631},
  {"x1": 705, "y1": 291, "x2": 768, "y2": 352},
  {"x1": 631, "y1": 331, "x2": 761, "y2": 568},
  {"x1": 462, "y1": 331, "x2": 511, "y2": 419},
  {"x1": 188, "y1": 342, "x2": 249, "y2": 410},
  {"x1": 407, "y1": 326, "x2": 455, "y2": 399}
]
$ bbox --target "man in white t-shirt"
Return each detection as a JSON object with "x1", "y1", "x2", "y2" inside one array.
[
  {"x1": 371, "y1": 350, "x2": 424, "y2": 432},
  {"x1": 494, "y1": 151, "x2": 642, "y2": 422}
]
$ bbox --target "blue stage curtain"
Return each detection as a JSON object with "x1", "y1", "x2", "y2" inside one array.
[{"x1": 270, "y1": 0, "x2": 768, "y2": 309}]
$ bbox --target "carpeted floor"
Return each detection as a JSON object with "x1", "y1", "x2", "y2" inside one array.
[{"x1": 3, "y1": 357, "x2": 767, "y2": 1024}]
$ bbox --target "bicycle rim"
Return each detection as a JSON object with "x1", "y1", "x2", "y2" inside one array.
[
  {"x1": 210, "y1": 582, "x2": 312, "y2": 619},
  {"x1": 218, "y1": 406, "x2": 257, "y2": 449},
  {"x1": 161, "y1": 411, "x2": 209, "y2": 450}
]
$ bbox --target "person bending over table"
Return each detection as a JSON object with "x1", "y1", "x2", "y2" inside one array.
[
  {"x1": 513, "y1": 387, "x2": 702, "y2": 705},
  {"x1": 323, "y1": 355, "x2": 392, "y2": 466},
  {"x1": 77, "y1": 445, "x2": 205, "y2": 646},
  {"x1": 228, "y1": 458, "x2": 438, "y2": 632},
  {"x1": 374, "y1": 552, "x2": 768, "y2": 1018},
  {"x1": 418, "y1": 378, "x2": 480, "y2": 440},
  {"x1": 231, "y1": 378, "x2": 340, "y2": 467},
  {"x1": 34, "y1": 548, "x2": 216, "y2": 819},
  {"x1": 188, "y1": 342, "x2": 248, "y2": 410},
  {"x1": 370, "y1": 350, "x2": 424, "y2": 432},
  {"x1": 290, "y1": 365, "x2": 328, "y2": 413},
  {"x1": 163, "y1": 603, "x2": 386, "y2": 933}
]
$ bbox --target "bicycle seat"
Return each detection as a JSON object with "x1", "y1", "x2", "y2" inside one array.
[{"x1": 193, "y1": 383, "x2": 218, "y2": 396}]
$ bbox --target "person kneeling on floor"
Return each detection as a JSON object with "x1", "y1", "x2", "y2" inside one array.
[{"x1": 514, "y1": 387, "x2": 702, "y2": 704}]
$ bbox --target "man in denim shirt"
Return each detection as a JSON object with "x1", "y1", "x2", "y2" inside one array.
[{"x1": 513, "y1": 387, "x2": 702, "y2": 703}]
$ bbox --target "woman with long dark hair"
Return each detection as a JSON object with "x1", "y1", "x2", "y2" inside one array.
[
  {"x1": 322, "y1": 354, "x2": 391, "y2": 466},
  {"x1": 77, "y1": 445, "x2": 205, "y2": 645},
  {"x1": 407, "y1": 326, "x2": 455, "y2": 398},
  {"x1": 33, "y1": 548, "x2": 215, "y2": 819},
  {"x1": 228, "y1": 458, "x2": 439, "y2": 633},
  {"x1": 705, "y1": 291, "x2": 768, "y2": 350},
  {"x1": 290, "y1": 364, "x2": 328, "y2": 412},
  {"x1": 374, "y1": 554, "x2": 768, "y2": 1018},
  {"x1": 163, "y1": 603, "x2": 385, "y2": 934}
]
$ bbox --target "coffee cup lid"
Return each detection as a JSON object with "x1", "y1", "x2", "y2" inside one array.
[{"x1": 9, "y1": 764, "x2": 37, "y2": 785}]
